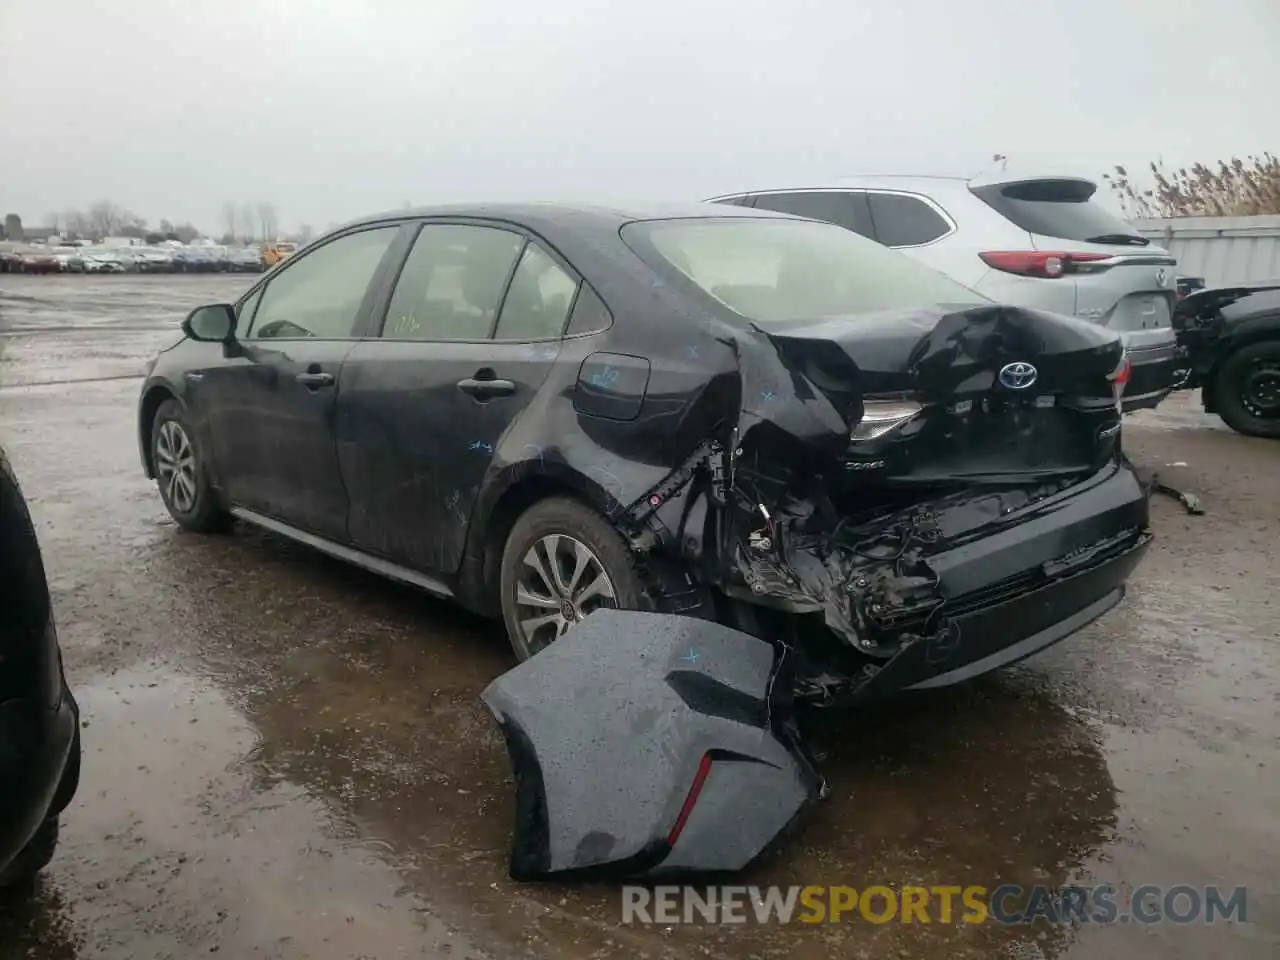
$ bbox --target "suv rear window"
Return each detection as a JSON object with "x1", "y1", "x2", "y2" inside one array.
[
  {"x1": 621, "y1": 217, "x2": 987, "y2": 325},
  {"x1": 971, "y1": 178, "x2": 1149, "y2": 246}
]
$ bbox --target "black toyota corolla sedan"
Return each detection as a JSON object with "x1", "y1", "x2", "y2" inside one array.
[
  {"x1": 137, "y1": 201, "x2": 1151, "y2": 706},
  {"x1": 0, "y1": 445, "x2": 80, "y2": 890}
]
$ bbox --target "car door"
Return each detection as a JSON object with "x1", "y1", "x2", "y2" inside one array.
[
  {"x1": 200, "y1": 223, "x2": 402, "y2": 539},
  {"x1": 336, "y1": 220, "x2": 579, "y2": 575},
  {"x1": 748, "y1": 190, "x2": 876, "y2": 239}
]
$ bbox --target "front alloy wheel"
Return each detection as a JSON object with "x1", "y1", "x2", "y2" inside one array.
[
  {"x1": 155, "y1": 420, "x2": 198, "y2": 514},
  {"x1": 150, "y1": 399, "x2": 228, "y2": 532}
]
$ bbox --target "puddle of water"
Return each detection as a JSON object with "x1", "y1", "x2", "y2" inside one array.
[{"x1": 1, "y1": 665, "x2": 489, "y2": 960}]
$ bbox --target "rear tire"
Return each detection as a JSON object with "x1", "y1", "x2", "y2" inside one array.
[
  {"x1": 499, "y1": 497, "x2": 646, "y2": 661},
  {"x1": 151, "y1": 399, "x2": 230, "y2": 532},
  {"x1": 1214, "y1": 341, "x2": 1280, "y2": 439},
  {"x1": 0, "y1": 818, "x2": 58, "y2": 892}
]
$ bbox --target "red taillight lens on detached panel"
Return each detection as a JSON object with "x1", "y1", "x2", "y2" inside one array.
[
  {"x1": 1108, "y1": 355, "x2": 1131, "y2": 408},
  {"x1": 979, "y1": 251, "x2": 1112, "y2": 279},
  {"x1": 666, "y1": 753, "x2": 714, "y2": 847}
]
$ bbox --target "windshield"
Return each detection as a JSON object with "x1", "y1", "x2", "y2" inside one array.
[{"x1": 621, "y1": 217, "x2": 988, "y2": 324}]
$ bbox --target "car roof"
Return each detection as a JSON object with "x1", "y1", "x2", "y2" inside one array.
[
  {"x1": 343, "y1": 200, "x2": 792, "y2": 233},
  {"x1": 709, "y1": 170, "x2": 1100, "y2": 198}
]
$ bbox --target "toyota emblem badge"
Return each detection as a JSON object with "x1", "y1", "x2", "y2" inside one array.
[{"x1": 998, "y1": 362, "x2": 1038, "y2": 390}]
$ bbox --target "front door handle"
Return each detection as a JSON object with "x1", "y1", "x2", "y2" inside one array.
[
  {"x1": 457, "y1": 377, "x2": 516, "y2": 399},
  {"x1": 296, "y1": 371, "x2": 335, "y2": 389}
]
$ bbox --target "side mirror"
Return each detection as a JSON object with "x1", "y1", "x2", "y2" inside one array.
[{"x1": 182, "y1": 303, "x2": 236, "y2": 343}]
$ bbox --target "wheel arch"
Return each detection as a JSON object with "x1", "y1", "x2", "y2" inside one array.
[
  {"x1": 461, "y1": 472, "x2": 610, "y2": 615},
  {"x1": 138, "y1": 382, "x2": 180, "y2": 478}
]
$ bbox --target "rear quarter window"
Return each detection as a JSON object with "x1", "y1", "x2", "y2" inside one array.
[
  {"x1": 866, "y1": 193, "x2": 952, "y2": 247},
  {"x1": 971, "y1": 179, "x2": 1149, "y2": 246}
]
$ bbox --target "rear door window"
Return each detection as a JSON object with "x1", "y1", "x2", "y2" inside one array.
[
  {"x1": 750, "y1": 191, "x2": 875, "y2": 239},
  {"x1": 382, "y1": 224, "x2": 525, "y2": 341},
  {"x1": 866, "y1": 193, "x2": 952, "y2": 247},
  {"x1": 970, "y1": 179, "x2": 1149, "y2": 246},
  {"x1": 493, "y1": 243, "x2": 580, "y2": 341}
]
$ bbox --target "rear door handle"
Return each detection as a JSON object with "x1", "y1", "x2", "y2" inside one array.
[
  {"x1": 457, "y1": 377, "x2": 516, "y2": 399},
  {"x1": 296, "y1": 371, "x2": 335, "y2": 389}
]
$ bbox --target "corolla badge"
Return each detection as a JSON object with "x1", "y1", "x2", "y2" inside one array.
[{"x1": 998, "y1": 361, "x2": 1038, "y2": 390}]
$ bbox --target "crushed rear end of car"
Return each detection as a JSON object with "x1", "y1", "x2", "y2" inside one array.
[{"x1": 608, "y1": 299, "x2": 1150, "y2": 705}]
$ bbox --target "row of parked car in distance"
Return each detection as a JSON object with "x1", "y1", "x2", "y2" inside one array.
[{"x1": 0, "y1": 244, "x2": 269, "y2": 274}]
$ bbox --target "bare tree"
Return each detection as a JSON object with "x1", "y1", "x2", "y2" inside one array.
[
  {"x1": 88, "y1": 201, "x2": 125, "y2": 239},
  {"x1": 117, "y1": 209, "x2": 147, "y2": 239},
  {"x1": 3, "y1": 213, "x2": 23, "y2": 241},
  {"x1": 1103, "y1": 154, "x2": 1280, "y2": 218},
  {"x1": 221, "y1": 202, "x2": 239, "y2": 242},
  {"x1": 239, "y1": 203, "x2": 255, "y2": 243},
  {"x1": 173, "y1": 222, "x2": 200, "y2": 244},
  {"x1": 296, "y1": 223, "x2": 315, "y2": 244},
  {"x1": 64, "y1": 210, "x2": 89, "y2": 240},
  {"x1": 256, "y1": 202, "x2": 279, "y2": 242},
  {"x1": 45, "y1": 212, "x2": 62, "y2": 234}
]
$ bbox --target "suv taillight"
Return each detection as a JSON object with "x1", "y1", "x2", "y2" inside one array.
[{"x1": 979, "y1": 251, "x2": 1112, "y2": 279}]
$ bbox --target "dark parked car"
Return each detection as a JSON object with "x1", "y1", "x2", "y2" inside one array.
[
  {"x1": 1176, "y1": 275, "x2": 1206, "y2": 300},
  {"x1": 1172, "y1": 280, "x2": 1280, "y2": 438},
  {"x1": 0, "y1": 445, "x2": 80, "y2": 890},
  {"x1": 136, "y1": 202, "x2": 1150, "y2": 705},
  {"x1": 174, "y1": 248, "x2": 228, "y2": 273}
]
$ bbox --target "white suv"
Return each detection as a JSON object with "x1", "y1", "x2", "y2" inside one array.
[{"x1": 708, "y1": 174, "x2": 1180, "y2": 411}]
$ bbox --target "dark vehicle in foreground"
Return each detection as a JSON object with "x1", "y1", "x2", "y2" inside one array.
[
  {"x1": 1172, "y1": 280, "x2": 1280, "y2": 438},
  {"x1": 0, "y1": 446, "x2": 80, "y2": 890},
  {"x1": 137, "y1": 202, "x2": 1150, "y2": 706}
]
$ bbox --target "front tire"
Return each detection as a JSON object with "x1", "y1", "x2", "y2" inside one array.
[
  {"x1": 499, "y1": 497, "x2": 646, "y2": 661},
  {"x1": 1214, "y1": 340, "x2": 1280, "y2": 439},
  {"x1": 151, "y1": 399, "x2": 229, "y2": 532}
]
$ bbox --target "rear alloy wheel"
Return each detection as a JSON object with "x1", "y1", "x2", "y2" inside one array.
[
  {"x1": 151, "y1": 399, "x2": 229, "y2": 532},
  {"x1": 499, "y1": 497, "x2": 645, "y2": 661},
  {"x1": 1214, "y1": 341, "x2": 1280, "y2": 439}
]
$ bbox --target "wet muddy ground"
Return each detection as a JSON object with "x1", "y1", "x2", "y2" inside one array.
[{"x1": 0, "y1": 275, "x2": 1276, "y2": 959}]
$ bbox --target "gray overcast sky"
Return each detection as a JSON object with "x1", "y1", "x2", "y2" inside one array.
[{"x1": 2, "y1": 0, "x2": 1275, "y2": 233}]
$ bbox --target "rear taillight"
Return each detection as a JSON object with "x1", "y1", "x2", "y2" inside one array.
[
  {"x1": 667, "y1": 752, "x2": 713, "y2": 847},
  {"x1": 851, "y1": 399, "x2": 922, "y2": 441},
  {"x1": 1107, "y1": 354, "x2": 1131, "y2": 410},
  {"x1": 979, "y1": 251, "x2": 1112, "y2": 279}
]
